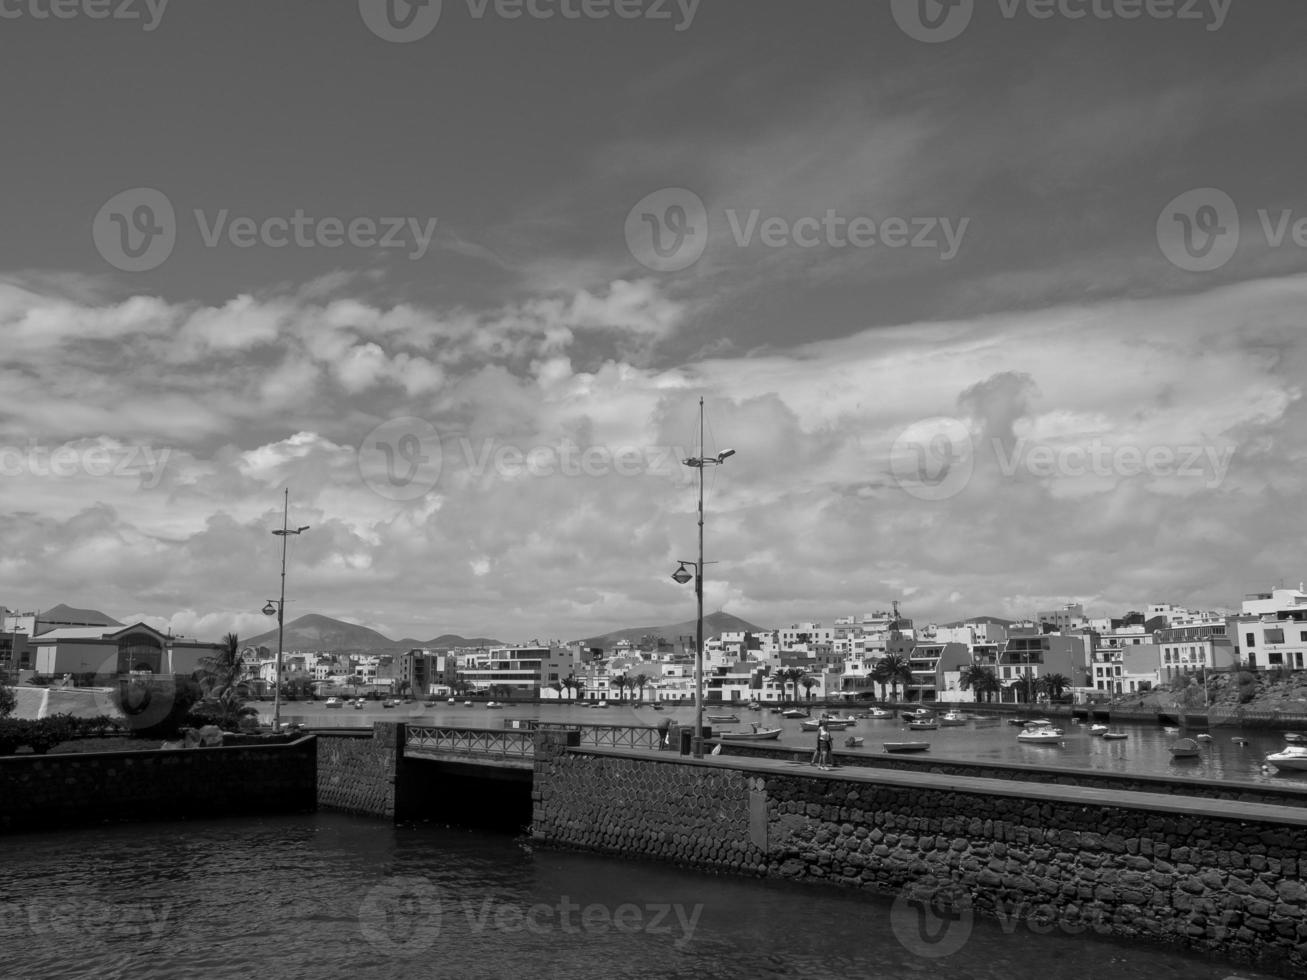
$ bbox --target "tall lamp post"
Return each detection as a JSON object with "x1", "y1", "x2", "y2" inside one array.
[
  {"x1": 264, "y1": 489, "x2": 309, "y2": 732},
  {"x1": 671, "y1": 397, "x2": 735, "y2": 759}
]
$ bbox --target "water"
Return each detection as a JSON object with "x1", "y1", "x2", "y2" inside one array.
[
  {"x1": 278, "y1": 700, "x2": 1307, "y2": 785},
  {"x1": 0, "y1": 812, "x2": 1282, "y2": 980}
]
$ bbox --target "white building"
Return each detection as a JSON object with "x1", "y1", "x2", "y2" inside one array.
[{"x1": 1235, "y1": 588, "x2": 1307, "y2": 671}]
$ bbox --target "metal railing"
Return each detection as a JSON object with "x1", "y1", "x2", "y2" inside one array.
[
  {"x1": 519, "y1": 721, "x2": 663, "y2": 750},
  {"x1": 405, "y1": 726, "x2": 534, "y2": 759}
]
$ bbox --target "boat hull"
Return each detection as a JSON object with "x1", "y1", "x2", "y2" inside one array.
[
  {"x1": 883, "y1": 742, "x2": 930, "y2": 753},
  {"x1": 716, "y1": 728, "x2": 782, "y2": 741}
]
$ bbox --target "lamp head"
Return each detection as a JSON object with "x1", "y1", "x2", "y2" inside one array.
[
  {"x1": 717, "y1": 449, "x2": 736, "y2": 462},
  {"x1": 671, "y1": 564, "x2": 693, "y2": 585},
  {"x1": 262, "y1": 602, "x2": 278, "y2": 617}
]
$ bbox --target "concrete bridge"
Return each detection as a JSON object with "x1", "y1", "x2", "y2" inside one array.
[{"x1": 402, "y1": 721, "x2": 665, "y2": 770}]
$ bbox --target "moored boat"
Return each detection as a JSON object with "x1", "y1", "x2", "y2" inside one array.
[
  {"x1": 800, "y1": 718, "x2": 853, "y2": 731},
  {"x1": 707, "y1": 713, "x2": 740, "y2": 723},
  {"x1": 781, "y1": 708, "x2": 808, "y2": 719},
  {"x1": 844, "y1": 736, "x2": 864, "y2": 747},
  {"x1": 485, "y1": 701, "x2": 502, "y2": 708},
  {"x1": 883, "y1": 741, "x2": 930, "y2": 753},
  {"x1": 908, "y1": 719, "x2": 939, "y2": 730},
  {"x1": 861, "y1": 707, "x2": 893, "y2": 719},
  {"x1": 324, "y1": 697, "x2": 342, "y2": 708},
  {"x1": 716, "y1": 725, "x2": 783, "y2": 741},
  {"x1": 1088, "y1": 724, "x2": 1108, "y2": 735},
  {"x1": 1017, "y1": 722, "x2": 1065, "y2": 744},
  {"x1": 939, "y1": 711, "x2": 967, "y2": 726},
  {"x1": 1284, "y1": 733, "x2": 1307, "y2": 743},
  {"x1": 1101, "y1": 731, "x2": 1128, "y2": 740},
  {"x1": 1265, "y1": 746, "x2": 1307, "y2": 771},
  {"x1": 1170, "y1": 738, "x2": 1201, "y2": 758}
]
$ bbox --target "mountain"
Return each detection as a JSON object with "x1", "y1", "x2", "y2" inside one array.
[
  {"x1": 576, "y1": 611, "x2": 765, "y2": 651},
  {"x1": 38, "y1": 604, "x2": 122, "y2": 628},
  {"x1": 243, "y1": 614, "x2": 502, "y2": 652}
]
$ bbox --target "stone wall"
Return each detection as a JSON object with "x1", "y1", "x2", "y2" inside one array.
[
  {"x1": 316, "y1": 722, "x2": 404, "y2": 818},
  {"x1": 0, "y1": 737, "x2": 316, "y2": 834},
  {"x1": 532, "y1": 749, "x2": 1307, "y2": 976}
]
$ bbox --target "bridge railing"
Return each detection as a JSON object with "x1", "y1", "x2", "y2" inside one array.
[
  {"x1": 405, "y1": 726, "x2": 535, "y2": 759},
  {"x1": 523, "y1": 721, "x2": 664, "y2": 751}
]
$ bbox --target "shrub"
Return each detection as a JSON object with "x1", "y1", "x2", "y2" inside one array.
[
  {"x1": 112, "y1": 677, "x2": 202, "y2": 739},
  {"x1": 0, "y1": 680, "x2": 14, "y2": 719}
]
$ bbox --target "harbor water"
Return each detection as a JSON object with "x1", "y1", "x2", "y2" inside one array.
[
  {"x1": 0, "y1": 812, "x2": 1283, "y2": 980},
  {"x1": 277, "y1": 700, "x2": 1307, "y2": 785}
]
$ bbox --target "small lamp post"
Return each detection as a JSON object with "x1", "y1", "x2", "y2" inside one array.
[{"x1": 265, "y1": 489, "x2": 309, "y2": 732}]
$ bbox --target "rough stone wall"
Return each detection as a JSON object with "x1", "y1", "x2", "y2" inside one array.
[
  {"x1": 316, "y1": 723, "x2": 404, "y2": 818},
  {"x1": 533, "y1": 750, "x2": 1307, "y2": 976},
  {"x1": 532, "y1": 751, "x2": 767, "y2": 874},
  {"x1": 0, "y1": 738, "x2": 316, "y2": 834}
]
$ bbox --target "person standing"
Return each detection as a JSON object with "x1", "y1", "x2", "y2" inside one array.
[{"x1": 816, "y1": 722, "x2": 833, "y2": 769}]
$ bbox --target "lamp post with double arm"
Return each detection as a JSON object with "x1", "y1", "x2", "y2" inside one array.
[{"x1": 264, "y1": 489, "x2": 309, "y2": 732}]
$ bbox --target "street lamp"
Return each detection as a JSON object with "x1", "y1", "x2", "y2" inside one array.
[
  {"x1": 670, "y1": 396, "x2": 735, "y2": 759},
  {"x1": 265, "y1": 488, "x2": 309, "y2": 732}
]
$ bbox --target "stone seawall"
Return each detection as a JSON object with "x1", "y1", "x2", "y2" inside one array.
[
  {"x1": 717, "y1": 741, "x2": 1307, "y2": 808},
  {"x1": 0, "y1": 737, "x2": 317, "y2": 834},
  {"x1": 317, "y1": 722, "x2": 404, "y2": 818},
  {"x1": 532, "y1": 749, "x2": 1307, "y2": 976}
]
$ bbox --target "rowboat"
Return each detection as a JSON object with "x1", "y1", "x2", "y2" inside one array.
[
  {"x1": 1170, "y1": 738, "x2": 1201, "y2": 758},
  {"x1": 1101, "y1": 731, "x2": 1128, "y2": 740},
  {"x1": 860, "y1": 707, "x2": 893, "y2": 719},
  {"x1": 800, "y1": 718, "x2": 853, "y2": 731},
  {"x1": 1088, "y1": 724, "x2": 1108, "y2": 736},
  {"x1": 844, "y1": 736, "x2": 864, "y2": 747},
  {"x1": 883, "y1": 741, "x2": 930, "y2": 753},
  {"x1": 1284, "y1": 733, "x2": 1307, "y2": 743},
  {"x1": 781, "y1": 709, "x2": 808, "y2": 719},
  {"x1": 907, "y1": 720, "x2": 938, "y2": 730},
  {"x1": 716, "y1": 726, "x2": 782, "y2": 741},
  {"x1": 707, "y1": 713, "x2": 740, "y2": 723}
]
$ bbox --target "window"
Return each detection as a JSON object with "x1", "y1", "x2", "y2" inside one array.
[
  {"x1": 1246, "y1": 633, "x2": 1256, "y2": 647},
  {"x1": 1269, "y1": 653, "x2": 1284, "y2": 665},
  {"x1": 1265, "y1": 628, "x2": 1285, "y2": 644}
]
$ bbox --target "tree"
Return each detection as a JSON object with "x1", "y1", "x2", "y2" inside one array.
[
  {"x1": 1040, "y1": 673, "x2": 1071, "y2": 701},
  {"x1": 959, "y1": 665, "x2": 1000, "y2": 704},
  {"x1": 396, "y1": 680, "x2": 412, "y2": 699},
  {"x1": 562, "y1": 674, "x2": 579, "y2": 700},
  {"x1": 873, "y1": 654, "x2": 913, "y2": 703},
  {"x1": 774, "y1": 667, "x2": 805, "y2": 704},
  {"x1": 632, "y1": 673, "x2": 648, "y2": 702},
  {"x1": 549, "y1": 681, "x2": 563, "y2": 699},
  {"x1": 192, "y1": 632, "x2": 258, "y2": 730},
  {"x1": 0, "y1": 679, "x2": 14, "y2": 719},
  {"x1": 801, "y1": 677, "x2": 816, "y2": 702}
]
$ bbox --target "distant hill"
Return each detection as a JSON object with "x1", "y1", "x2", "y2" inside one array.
[
  {"x1": 243, "y1": 614, "x2": 501, "y2": 652},
  {"x1": 576, "y1": 611, "x2": 765, "y2": 651},
  {"x1": 38, "y1": 604, "x2": 122, "y2": 628}
]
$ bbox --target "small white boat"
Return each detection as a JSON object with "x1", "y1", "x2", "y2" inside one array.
[
  {"x1": 707, "y1": 713, "x2": 740, "y2": 723},
  {"x1": 1170, "y1": 738, "x2": 1201, "y2": 758},
  {"x1": 1088, "y1": 724, "x2": 1108, "y2": 736},
  {"x1": 324, "y1": 698, "x2": 342, "y2": 708},
  {"x1": 596, "y1": 701, "x2": 610, "y2": 709},
  {"x1": 717, "y1": 725, "x2": 783, "y2": 741},
  {"x1": 447, "y1": 697, "x2": 455, "y2": 703},
  {"x1": 822, "y1": 715, "x2": 858, "y2": 726},
  {"x1": 463, "y1": 700, "x2": 473, "y2": 706},
  {"x1": 1232, "y1": 736, "x2": 1249, "y2": 746},
  {"x1": 908, "y1": 719, "x2": 939, "y2": 731},
  {"x1": 1162, "y1": 726, "x2": 1180, "y2": 734},
  {"x1": 844, "y1": 735, "x2": 864, "y2": 747},
  {"x1": 1284, "y1": 733, "x2": 1307, "y2": 743},
  {"x1": 382, "y1": 699, "x2": 396, "y2": 708},
  {"x1": 939, "y1": 711, "x2": 968, "y2": 726},
  {"x1": 485, "y1": 701, "x2": 502, "y2": 709},
  {"x1": 1196, "y1": 733, "x2": 1214, "y2": 742},
  {"x1": 747, "y1": 701, "x2": 762, "y2": 711},
  {"x1": 1017, "y1": 723, "x2": 1064, "y2": 744},
  {"x1": 800, "y1": 718, "x2": 853, "y2": 731},
  {"x1": 861, "y1": 707, "x2": 893, "y2": 719},
  {"x1": 1101, "y1": 731, "x2": 1128, "y2": 740},
  {"x1": 781, "y1": 708, "x2": 808, "y2": 719},
  {"x1": 1265, "y1": 746, "x2": 1307, "y2": 771}
]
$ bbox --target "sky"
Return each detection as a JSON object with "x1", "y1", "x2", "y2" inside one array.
[{"x1": 2, "y1": 0, "x2": 1307, "y2": 644}]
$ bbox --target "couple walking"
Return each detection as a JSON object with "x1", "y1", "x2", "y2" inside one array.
[{"x1": 811, "y1": 721, "x2": 835, "y2": 770}]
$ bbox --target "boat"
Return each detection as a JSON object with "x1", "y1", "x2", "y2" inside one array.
[
  {"x1": 861, "y1": 707, "x2": 893, "y2": 719},
  {"x1": 352, "y1": 700, "x2": 364, "y2": 709},
  {"x1": 716, "y1": 725, "x2": 783, "y2": 741},
  {"x1": 781, "y1": 708, "x2": 809, "y2": 719},
  {"x1": 324, "y1": 698, "x2": 342, "y2": 708},
  {"x1": 883, "y1": 741, "x2": 930, "y2": 753},
  {"x1": 1196, "y1": 733, "x2": 1214, "y2": 742},
  {"x1": 1016, "y1": 723, "x2": 1065, "y2": 744},
  {"x1": 596, "y1": 701, "x2": 610, "y2": 709},
  {"x1": 900, "y1": 709, "x2": 934, "y2": 721},
  {"x1": 939, "y1": 711, "x2": 967, "y2": 726},
  {"x1": 1088, "y1": 724, "x2": 1108, "y2": 736},
  {"x1": 822, "y1": 714, "x2": 858, "y2": 726},
  {"x1": 446, "y1": 697, "x2": 455, "y2": 704},
  {"x1": 844, "y1": 736, "x2": 864, "y2": 747},
  {"x1": 907, "y1": 720, "x2": 938, "y2": 731},
  {"x1": 463, "y1": 700, "x2": 473, "y2": 706},
  {"x1": 1231, "y1": 736, "x2": 1249, "y2": 746},
  {"x1": 747, "y1": 701, "x2": 762, "y2": 711},
  {"x1": 651, "y1": 704, "x2": 664, "y2": 711},
  {"x1": 800, "y1": 718, "x2": 853, "y2": 731},
  {"x1": 1284, "y1": 733, "x2": 1307, "y2": 743},
  {"x1": 382, "y1": 699, "x2": 396, "y2": 708},
  {"x1": 1265, "y1": 746, "x2": 1307, "y2": 771},
  {"x1": 707, "y1": 713, "x2": 740, "y2": 723},
  {"x1": 485, "y1": 701, "x2": 502, "y2": 709},
  {"x1": 1162, "y1": 726, "x2": 1180, "y2": 734},
  {"x1": 1170, "y1": 738, "x2": 1201, "y2": 758},
  {"x1": 1101, "y1": 731, "x2": 1128, "y2": 740}
]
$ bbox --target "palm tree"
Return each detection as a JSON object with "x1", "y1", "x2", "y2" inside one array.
[
  {"x1": 959, "y1": 664, "x2": 999, "y2": 704},
  {"x1": 549, "y1": 681, "x2": 563, "y2": 700},
  {"x1": 801, "y1": 677, "x2": 816, "y2": 702},
  {"x1": 193, "y1": 632, "x2": 258, "y2": 730},
  {"x1": 774, "y1": 667, "x2": 805, "y2": 704},
  {"x1": 632, "y1": 673, "x2": 648, "y2": 702},
  {"x1": 873, "y1": 654, "x2": 913, "y2": 703},
  {"x1": 1040, "y1": 673, "x2": 1071, "y2": 702}
]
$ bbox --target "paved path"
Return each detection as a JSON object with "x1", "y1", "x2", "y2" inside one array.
[{"x1": 578, "y1": 745, "x2": 1307, "y2": 828}]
